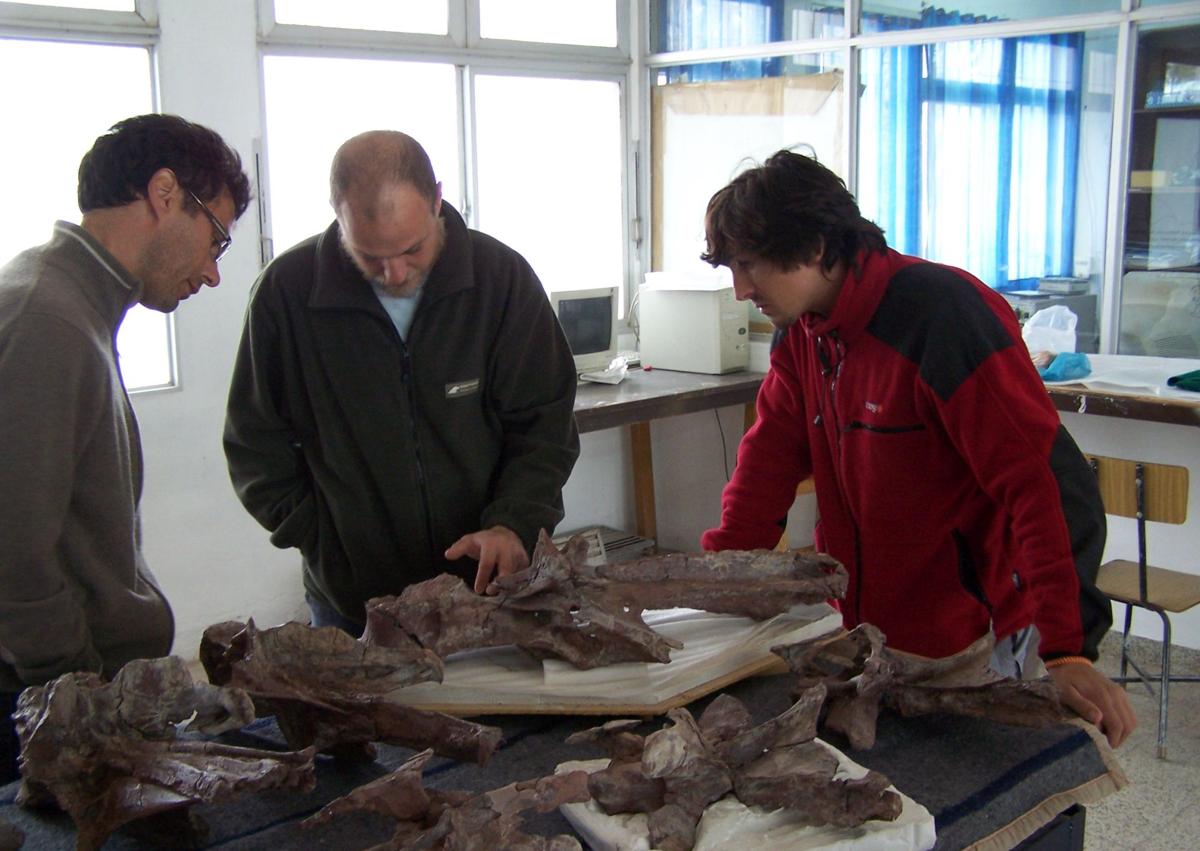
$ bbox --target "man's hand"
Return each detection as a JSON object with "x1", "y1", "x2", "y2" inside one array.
[
  {"x1": 445, "y1": 526, "x2": 530, "y2": 594},
  {"x1": 1048, "y1": 662, "x2": 1137, "y2": 749}
]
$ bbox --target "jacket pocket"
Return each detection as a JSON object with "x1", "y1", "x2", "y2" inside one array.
[{"x1": 953, "y1": 529, "x2": 992, "y2": 613}]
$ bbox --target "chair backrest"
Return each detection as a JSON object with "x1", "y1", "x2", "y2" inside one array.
[{"x1": 1086, "y1": 455, "x2": 1189, "y2": 525}]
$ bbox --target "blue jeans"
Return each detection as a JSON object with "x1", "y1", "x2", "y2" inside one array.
[
  {"x1": 989, "y1": 625, "x2": 1042, "y2": 680},
  {"x1": 305, "y1": 592, "x2": 364, "y2": 637}
]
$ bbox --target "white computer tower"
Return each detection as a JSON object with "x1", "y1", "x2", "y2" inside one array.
[{"x1": 639, "y1": 274, "x2": 749, "y2": 374}]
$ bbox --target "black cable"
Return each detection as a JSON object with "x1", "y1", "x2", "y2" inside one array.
[{"x1": 714, "y1": 409, "x2": 730, "y2": 481}]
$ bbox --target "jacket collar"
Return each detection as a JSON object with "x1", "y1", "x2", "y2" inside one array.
[
  {"x1": 309, "y1": 200, "x2": 475, "y2": 311},
  {"x1": 801, "y1": 248, "x2": 907, "y2": 343},
  {"x1": 51, "y1": 220, "x2": 142, "y2": 328}
]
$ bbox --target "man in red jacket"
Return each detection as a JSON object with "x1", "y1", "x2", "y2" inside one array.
[{"x1": 700, "y1": 150, "x2": 1134, "y2": 748}]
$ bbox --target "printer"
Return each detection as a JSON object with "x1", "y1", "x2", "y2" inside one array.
[{"x1": 639, "y1": 270, "x2": 749, "y2": 374}]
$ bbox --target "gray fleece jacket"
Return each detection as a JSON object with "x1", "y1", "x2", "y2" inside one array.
[{"x1": 0, "y1": 222, "x2": 174, "y2": 692}]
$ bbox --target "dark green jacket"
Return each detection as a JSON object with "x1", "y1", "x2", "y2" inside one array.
[{"x1": 224, "y1": 203, "x2": 579, "y2": 623}]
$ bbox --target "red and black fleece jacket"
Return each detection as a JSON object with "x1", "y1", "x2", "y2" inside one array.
[{"x1": 703, "y1": 248, "x2": 1110, "y2": 662}]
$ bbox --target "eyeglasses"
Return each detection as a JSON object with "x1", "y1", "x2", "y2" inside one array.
[{"x1": 186, "y1": 188, "x2": 232, "y2": 262}]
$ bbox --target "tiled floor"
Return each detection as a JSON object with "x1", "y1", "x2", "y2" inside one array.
[{"x1": 1083, "y1": 632, "x2": 1200, "y2": 850}]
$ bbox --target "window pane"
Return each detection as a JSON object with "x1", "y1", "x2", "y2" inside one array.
[
  {"x1": 857, "y1": 31, "x2": 1115, "y2": 353},
  {"x1": 272, "y1": 0, "x2": 447, "y2": 35},
  {"x1": 861, "y1": 0, "x2": 1119, "y2": 33},
  {"x1": 652, "y1": 53, "x2": 845, "y2": 284},
  {"x1": 262, "y1": 56, "x2": 459, "y2": 255},
  {"x1": 480, "y1": 0, "x2": 617, "y2": 46},
  {"x1": 0, "y1": 38, "x2": 170, "y2": 389},
  {"x1": 652, "y1": 0, "x2": 844, "y2": 52},
  {"x1": 9, "y1": 0, "x2": 133, "y2": 9},
  {"x1": 474, "y1": 75, "x2": 623, "y2": 293},
  {"x1": 117, "y1": 304, "x2": 173, "y2": 390},
  {"x1": 1118, "y1": 22, "x2": 1200, "y2": 358}
]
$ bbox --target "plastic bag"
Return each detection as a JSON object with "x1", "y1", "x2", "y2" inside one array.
[{"x1": 1022, "y1": 305, "x2": 1077, "y2": 354}]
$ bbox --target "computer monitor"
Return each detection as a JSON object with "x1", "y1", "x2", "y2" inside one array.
[{"x1": 549, "y1": 285, "x2": 619, "y2": 374}]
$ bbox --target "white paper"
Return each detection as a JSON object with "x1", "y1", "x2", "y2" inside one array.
[
  {"x1": 557, "y1": 741, "x2": 936, "y2": 851},
  {"x1": 392, "y1": 603, "x2": 842, "y2": 709},
  {"x1": 1042, "y1": 353, "x2": 1200, "y2": 398}
]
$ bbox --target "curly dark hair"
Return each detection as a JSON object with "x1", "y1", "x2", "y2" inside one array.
[
  {"x1": 701, "y1": 149, "x2": 886, "y2": 273},
  {"x1": 77, "y1": 114, "x2": 252, "y2": 218}
]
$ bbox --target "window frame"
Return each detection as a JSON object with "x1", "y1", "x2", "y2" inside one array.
[
  {"x1": 257, "y1": 0, "x2": 630, "y2": 60},
  {"x1": 0, "y1": 0, "x2": 156, "y2": 34},
  {"x1": 255, "y1": 0, "x2": 637, "y2": 311}
]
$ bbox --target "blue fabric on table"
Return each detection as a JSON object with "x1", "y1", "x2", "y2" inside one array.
[{"x1": 1039, "y1": 352, "x2": 1091, "y2": 382}]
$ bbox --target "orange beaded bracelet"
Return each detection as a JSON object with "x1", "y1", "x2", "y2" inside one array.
[{"x1": 1044, "y1": 655, "x2": 1093, "y2": 669}]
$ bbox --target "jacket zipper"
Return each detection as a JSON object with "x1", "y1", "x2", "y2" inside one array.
[
  {"x1": 398, "y1": 340, "x2": 438, "y2": 568},
  {"x1": 819, "y1": 331, "x2": 865, "y2": 626}
]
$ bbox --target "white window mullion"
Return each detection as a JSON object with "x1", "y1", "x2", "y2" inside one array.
[{"x1": 459, "y1": 62, "x2": 478, "y2": 224}]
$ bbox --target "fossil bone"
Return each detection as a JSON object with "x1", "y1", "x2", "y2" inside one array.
[
  {"x1": 367, "y1": 530, "x2": 848, "y2": 669},
  {"x1": 200, "y1": 619, "x2": 501, "y2": 765}
]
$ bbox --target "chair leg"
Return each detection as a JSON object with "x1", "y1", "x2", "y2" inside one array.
[
  {"x1": 1156, "y1": 611, "x2": 1171, "y2": 760},
  {"x1": 1117, "y1": 604, "x2": 1157, "y2": 698},
  {"x1": 1120, "y1": 604, "x2": 1133, "y2": 682}
]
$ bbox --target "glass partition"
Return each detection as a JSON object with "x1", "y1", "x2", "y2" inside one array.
[
  {"x1": 860, "y1": 0, "x2": 1119, "y2": 33},
  {"x1": 1117, "y1": 22, "x2": 1200, "y2": 358}
]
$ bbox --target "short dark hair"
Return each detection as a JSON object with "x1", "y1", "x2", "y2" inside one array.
[
  {"x1": 77, "y1": 114, "x2": 252, "y2": 218},
  {"x1": 702, "y1": 149, "x2": 886, "y2": 273}
]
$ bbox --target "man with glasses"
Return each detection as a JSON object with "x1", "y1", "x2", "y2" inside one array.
[
  {"x1": 0, "y1": 114, "x2": 251, "y2": 783},
  {"x1": 224, "y1": 130, "x2": 579, "y2": 637}
]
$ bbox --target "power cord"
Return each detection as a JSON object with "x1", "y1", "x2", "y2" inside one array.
[{"x1": 714, "y1": 409, "x2": 731, "y2": 481}]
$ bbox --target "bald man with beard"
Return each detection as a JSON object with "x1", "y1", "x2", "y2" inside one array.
[{"x1": 224, "y1": 131, "x2": 580, "y2": 636}]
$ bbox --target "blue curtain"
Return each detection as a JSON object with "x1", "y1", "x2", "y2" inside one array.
[
  {"x1": 656, "y1": 1, "x2": 1085, "y2": 290},
  {"x1": 860, "y1": 9, "x2": 1084, "y2": 290},
  {"x1": 656, "y1": 0, "x2": 843, "y2": 83}
]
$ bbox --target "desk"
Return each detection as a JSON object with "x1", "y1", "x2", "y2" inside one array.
[
  {"x1": 1046, "y1": 385, "x2": 1200, "y2": 428},
  {"x1": 573, "y1": 369, "x2": 766, "y2": 541},
  {"x1": 0, "y1": 673, "x2": 1123, "y2": 850},
  {"x1": 1043, "y1": 354, "x2": 1200, "y2": 428}
]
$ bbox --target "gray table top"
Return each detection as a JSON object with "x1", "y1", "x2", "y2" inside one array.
[{"x1": 573, "y1": 368, "x2": 764, "y2": 433}]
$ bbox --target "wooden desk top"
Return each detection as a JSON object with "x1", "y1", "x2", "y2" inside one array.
[
  {"x1": 1046, "y1": 385, "x2": 1200, "y2": 429},
  {"x1": 573, "y1": 368, "x2": 765, "y2": 434}
]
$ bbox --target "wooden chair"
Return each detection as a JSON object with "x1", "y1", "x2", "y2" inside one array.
[{"x1": 1087, "y1": 454, "x2": 1200, "y2": 759}]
